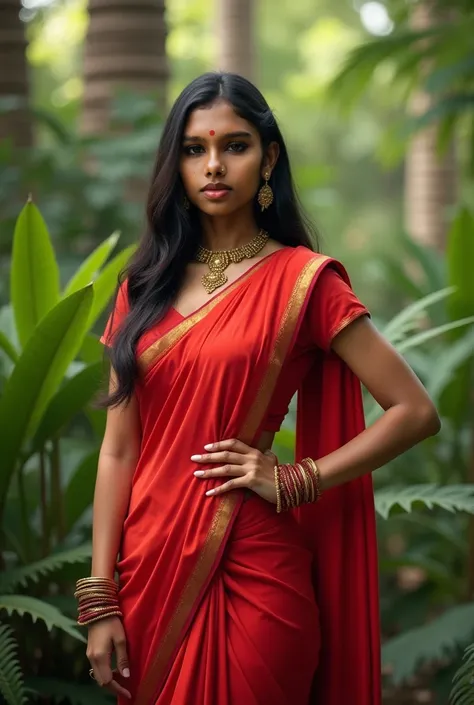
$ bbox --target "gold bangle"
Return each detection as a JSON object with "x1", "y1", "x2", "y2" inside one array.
[
  {"x1": 274, "y1": 465, "x2": 282, "y2": 513},
  {"x1": 305, "y1": 458, "x2": 322, "y2": 500},
  {"x1": 300, "y1": 458, "x2": 315, "y2": 503}
]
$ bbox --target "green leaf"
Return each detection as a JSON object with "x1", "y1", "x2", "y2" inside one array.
[
  {"x1": 451, "y1": 640, "x2": 474, "y2": 705},
  {"x1": 423, "y1": 56, "x2": 474, "y2": 95},
  {"x1": 383, "y1": 602, "x2": 474, "y2": 685},
  {"x1": 0, "y1": 624, "x2": 25, "y2": 705},
  {"x1": 0, "y1": 332, "x2": 18, "y2": 364},
  {"x1": 65, "y1": 451, "x2": 100, "y2": 532},
  {"x1": 0, "y1": 595, "x2": 85, "y2": 642},
  {"x1": 31, "y1": 361, "x2": 104, "y2": 450},
  {"x1": 0, "y1": 543, "x2": 92, "y2": 593},
  {"x1": 399, "y1": 234, "x2": 445, "y2": 295},
  {"x1": 26, "y1": 677, "x2": 112, "y2": 705},
  {"x1": 375, "y1": 484, "x2": 474, "y2": 520},
  {"x1": 88, "y1": 245, "x2": 135, "y2": 328},
  {"x1": 427, "y1": 328, "x2": 474, "y2": 401},
  {"x1": 383, "y1": 286, "x2": 455, "y2": 342},
  {"x1": 396, "y1": 317, "x2": 474, "y2": 353},
  {"x1": 0, "y1": 287, "x2": 93, "y2": 511},
  {"x1": 79, "y1": 334, "x2": 105, "y2": 364},
  {"x1": 63, "y1": 231, "x2": 120, "y2": 297},
  {"x1": 10, "y1": 201, "x2": 60, "y2": 348},
  {"x1": 447, "y1": 208, "x2": 474, "y2": 328}
]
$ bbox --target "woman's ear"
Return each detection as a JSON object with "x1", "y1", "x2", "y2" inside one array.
[{"x1": 261, "y1": 141, "x2": 280, "y2": 178}]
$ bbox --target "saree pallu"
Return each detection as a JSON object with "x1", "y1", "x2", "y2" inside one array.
[{"x1": 112, "y1": 246, "x2": 381, "y2": 705}]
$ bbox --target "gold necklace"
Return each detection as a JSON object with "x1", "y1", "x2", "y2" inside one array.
[{"x1": 194, "y1": 229, "x2": 270, "y2": 294}]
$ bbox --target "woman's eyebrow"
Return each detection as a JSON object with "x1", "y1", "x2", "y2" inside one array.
[{"x1": 182, "y1": 131, "x2": 253, "y2": 142}]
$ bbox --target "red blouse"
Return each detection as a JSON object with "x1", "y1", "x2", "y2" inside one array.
[{"x1": 262, "y1": 266, "x2": 369, "y2": 432}]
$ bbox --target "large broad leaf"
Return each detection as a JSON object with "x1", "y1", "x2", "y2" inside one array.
[
  {"x1": 374, "y1": 484, "x2": 474, "y2": 520},
  {"x1": 383, "y1": 602, "x2": 474, "y2": 685},
  {"x1": 10, "y1": 201, "x2": 60, "y2": 348},
  {"x1": 63, "y1": 231, "x2": 120, "y2": 297},
  {"x1": 0, "y1": 624, "x2": 25, "y2": 705},
  {"x1": 79, "y1": 333, "x2": 105, "y2": 364},
  {"x1": 26, "y1": 678, "x2": 112, "y2": 705},
  {"x1": 88, "y1": 245, "x2": 135, "y2": 328},
  {"x1": 64, "y1": 451, "x2": 100, "y2": 533},
  {"x1": 0, "y1": 595, "x2": 85, "y2": 642},
  {"x1": 0, "y1": 543, "x2": 92, "y2": 593},
  {"x1": 0, "y1": 331, "x2": 18, "y2": 364},
  {"x1": 0, "y1": 287, "x2": 93, "y2": 511},
  {"x1": 31, "y1": 361, "x2": 104, "y2": 451},
  {"x1": 447, "y1": 207, "x2": 474, "y2": 327}
]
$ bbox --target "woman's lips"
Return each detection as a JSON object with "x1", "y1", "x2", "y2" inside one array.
[{"x1": 202, "y1": 189, "x2": 231, "y2": 200}]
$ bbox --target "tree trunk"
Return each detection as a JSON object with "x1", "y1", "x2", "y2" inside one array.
[
  {"x1": 217, "y1": 0, "x2": 255, "y2": 82},
  {"x1": 81, "y1": 0, "x2": 168, "y2": 136},
  {"x1": 404, "y1": 1, "x2": 457, "y2": 252},
  {"x1": 0, "y1": 0, "x2": 32, "y2": 148}
]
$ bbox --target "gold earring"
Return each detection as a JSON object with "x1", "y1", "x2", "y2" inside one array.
[
  {"x1": 183, "y1": 195, "x2": 190, "y2": 210},
  {"x1": 258, "y1": 172, "x2": 273, "y2": 211}
]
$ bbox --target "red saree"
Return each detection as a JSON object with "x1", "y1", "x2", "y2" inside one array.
[{"x1": 101, "y1": 245, "x2": 381, "y2": 705}]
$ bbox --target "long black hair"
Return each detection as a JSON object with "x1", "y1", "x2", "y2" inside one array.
[{"x1": 105, "y1": 71, "x2": 319, "y2": 407}]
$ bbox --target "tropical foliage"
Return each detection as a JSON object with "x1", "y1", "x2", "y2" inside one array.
[
  {"x1": 330, "y1": 0, "x2": 474, "y2": 175},
  {"x1": 0, "y1": 201, "x2": 133, "y2": 705}
]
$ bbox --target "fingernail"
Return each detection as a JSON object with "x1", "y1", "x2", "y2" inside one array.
[
  {"x1": 194, "y1": 471, "x2": 205, "y2": 476},
  {"x1": 206, "y1": 489, "x2": 215, "y2": 496},
  {"x1": 204, "y1": 443, "x2": 214, "y2": 450},
  {"x1": 191, "y1": 454, "x2": 202, "y2": 461},
  {"x1": 122, "y1": 668, "x2": 130, "y2": 678}
]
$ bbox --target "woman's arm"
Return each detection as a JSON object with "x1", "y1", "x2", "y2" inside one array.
[
  {"x1": 91, "y1": 369, "x2": 141, "y2": 578},
  {"x1": 317, "y1": 315, "x2": 441, "y2": 491}
]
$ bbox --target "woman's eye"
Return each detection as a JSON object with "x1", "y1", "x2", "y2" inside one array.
[
  {"x1": 184, "y1": 145, "x2": 204, "y2": 156},
  {"x1": 227, "y1": 142, "x2": 248, "y2": 153}
]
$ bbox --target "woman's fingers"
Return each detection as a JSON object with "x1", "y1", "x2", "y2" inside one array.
[
  {"x1": 194, "y1": 464, "x2": 245, "y2": 479},
  {"x1": 191, "y1": 450, "x2": 246, "y2": 465},
  {"x1": 205, "y1": 476, "x2": 250, "y2": 496},
  {"x1": 104, "y1": 673, "x2": 132, "y2": 700}
]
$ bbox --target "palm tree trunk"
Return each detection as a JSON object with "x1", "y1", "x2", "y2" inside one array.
[
  {"x1": 0, "y1": 0, "x2": 32, "y2": 148},
  {"x1": 81, "y1": 0, "x2": 168, "y2": 136},
  {"x1": 404, "y1": 1, "x2": 457, "y2": 252},
  {"x1": 217, "y1": 0, "x2": 255, "y2": 81}
]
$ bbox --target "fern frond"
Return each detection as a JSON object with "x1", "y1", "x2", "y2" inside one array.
[
  {"x1": 26, "y1": 677, "x2": 112, "y2": 705},
  {"x1": 375, "y1": 484, "x2": 474, "y2": 520},
  {"x1": 451, "y1": 640, "x2": 474, "y2": 704},
  {"x1": 0, "y1": 595, "x2": 85, "y2": 643},
  {"x1": 0, "y1": 543, "x2": 92, "y2": 593},
  {"x1": 383, "y1": 602, "x2": 474, "y2": 685},
  {"x1": 0, "y1": 624, "x2": 26, "y2": 705}
]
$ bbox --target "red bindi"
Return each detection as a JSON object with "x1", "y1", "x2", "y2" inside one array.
[{"x1": 209, "y1": 130, "x2": 215, "y2": 136}]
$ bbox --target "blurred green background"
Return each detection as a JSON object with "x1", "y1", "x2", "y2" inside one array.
[{"x1": 0, "y1": 1, "x2": 474, "y2": 703}]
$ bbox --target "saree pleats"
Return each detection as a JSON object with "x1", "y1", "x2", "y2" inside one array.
[{"x1": 156, "y1": 495, "x2": 319, "y2": 705}]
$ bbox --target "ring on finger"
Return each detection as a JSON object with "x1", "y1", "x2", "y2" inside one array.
[{"x1": 89, "y1": 669, "x2": 96, "y2": 681}]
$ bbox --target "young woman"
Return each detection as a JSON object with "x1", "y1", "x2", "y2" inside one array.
[{"x1": 79, "y1": 72, "x2": 440, "y2": 705}]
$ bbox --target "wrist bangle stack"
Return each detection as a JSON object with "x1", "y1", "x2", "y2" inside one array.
[
  {"x1": 74, "y1": 577, "x2": 122, "y2": 626},
  {"x1": 274, "y1": 458, "x2": 322, "y2": 513}
]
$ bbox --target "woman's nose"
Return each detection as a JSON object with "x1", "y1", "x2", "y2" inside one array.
[{"x1": 205, "y1": 150, "x2": 225, "y2": 177}]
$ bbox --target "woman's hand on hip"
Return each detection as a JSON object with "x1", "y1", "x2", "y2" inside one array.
[
  {"x1": 86, "y1": 616, "x2": 131, "y2": 699},
  {"x1": 191, "y1": 439, "x2": 278, "y2": 504}
]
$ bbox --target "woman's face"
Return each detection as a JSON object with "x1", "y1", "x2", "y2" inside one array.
[{"x1": 179, "y1": 99, "x2": 278, "y2": 217}]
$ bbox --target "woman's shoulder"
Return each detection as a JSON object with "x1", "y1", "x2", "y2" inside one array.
[{"x1": 283, "y1": 245, "x2": 350, "y2": 283}]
